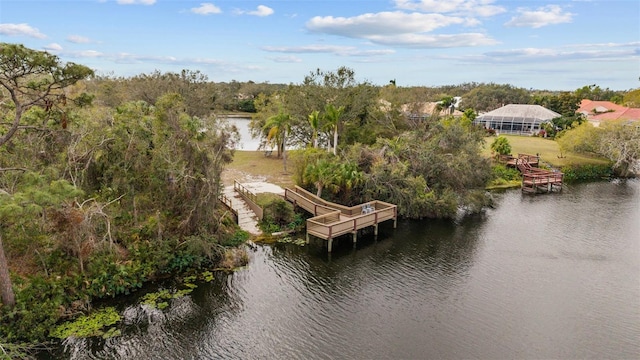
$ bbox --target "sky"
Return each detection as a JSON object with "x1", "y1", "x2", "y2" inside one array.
[{"x1": 1, "y1": 0, "x2": 639, "y2": 91}]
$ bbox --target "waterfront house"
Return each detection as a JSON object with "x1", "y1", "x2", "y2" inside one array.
[
  {"x1": 578, "y1": 100, "x2": 640, "y2": 127},
  {"x1": 473, "y1": 104, "x2": 560, "y2": 135}
]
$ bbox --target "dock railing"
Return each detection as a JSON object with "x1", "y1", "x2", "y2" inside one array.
[
  {"x1": 219, "y1": 193, "x2": 237, "y2": 215},
  {"x1": 234, "y1": 180, "x2": 263, "y2": 220},
  {"x1": 284, "y1": 185, "x2": 398, "y2": 251}
]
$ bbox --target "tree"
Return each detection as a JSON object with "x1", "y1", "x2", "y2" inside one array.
[
  {"x1": 461, "y1": 83, "x2": 531, "y2": 112},
  {"x1": 556, "y1": 122, "x2": 599, "y2": 155},
  {"x1": 0, "y1": 43, "x2": 94, "y2": 147},
  {"x1": 0, "y1": 43, "x2": 93, "y2": 308},
  {"x1": 332, "y1": 117, "x2": 492, "y2": 218},
  {"x1": 461, "y1": 108, "x2": 477, "y2": 124},
  {"x1": 556, "y1": 120, "x2": 639, "y2": 177},
  {"x1": 308, "y1": 110, "x2": 321, "y2": 148},
  {"x1": 574, "y1": 84, "x2": 622, "y2": 103},
  {"x1": 324, "y1": 104, "x2": 344, "y2": 155},
  {"x1": 0, "y1": 234, "x2": 13, "y2": 307},
  {"x1": 623, "y1": 88, "x2": 640, "y2": 108},
  {"x1": 334, "y1": 162, "x2": 364, "y2": 204},
  {"x1": 303, "y1": 158, "x2": 338, "y2": 198},
  {"x1": 597, "y1": 121, "x2": 640, "y2": 177},
  {"x1": 263, "y1": 111, "x2": 292, "y2": 171}
]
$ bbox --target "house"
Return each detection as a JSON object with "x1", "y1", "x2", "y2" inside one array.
[
  {"x1": 473, "y1": 104, "x2": 560, "y2": 135},
  {"x1": 578, "y1": 100, "x2": 640, "y2": 127}
]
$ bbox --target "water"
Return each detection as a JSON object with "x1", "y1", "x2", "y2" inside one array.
[
  {"x1": 224, "y1": 116, "x2": 302, "y2": 152},
  {"x1": 55, "y1": 180, "x2": 640, "y2": 359},
  {"x1": 223, "y1": 116, "x2": 261, "y2": 151}
]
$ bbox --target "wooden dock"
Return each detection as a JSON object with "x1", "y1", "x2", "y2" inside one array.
[
  {"x1": 503, "y1": 153, "x2": 563, "y2": 193},
  {"x1": 284, "y1": 186, "x2": 397, "y2": 252},
  {"x1": 502, "y1": 153, "x2": 540, "y2": 168},
  {"x1": 521, "y1": 171, "x2": 563, "y2": 193}
]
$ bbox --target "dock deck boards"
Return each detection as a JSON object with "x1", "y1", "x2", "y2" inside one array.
[
  {"x1": 284, "y1": 186, "x2": 397, "y2": 252},
  {"x1": 501, "y1": 153, "x2": 563, "y2": 193}
]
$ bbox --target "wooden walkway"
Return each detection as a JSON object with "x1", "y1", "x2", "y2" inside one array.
[
  {"x1": 502, "y1": 153, "x2": 540, "y2": 168},
  {"x1": 284, "y1": 186, "x2": 397, "y2": 252},
  {"x1": 503, "y1": 153, "x2": 563, "y2": 193}
]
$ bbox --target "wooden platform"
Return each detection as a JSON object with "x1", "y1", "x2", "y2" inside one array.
[
  {"x1": 501, "y1": 153, "x2": 540, "y2": 168},
  {"x1": 501, "y1": 153, "x2": 563, "y2": 193},
  {"x1": 522, "y1": 172, "x2": 564, "y2": 193},
  {"x1": 284, "y1": 186, "x2": 397, "y2": 252}
]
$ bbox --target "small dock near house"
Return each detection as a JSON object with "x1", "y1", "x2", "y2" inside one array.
[
  {"x1": 502, "y1": 153, "x2": 563, "y2": 193},
  {"x1": 284, "y1": 186, "x2": 397, "y2": 252}
]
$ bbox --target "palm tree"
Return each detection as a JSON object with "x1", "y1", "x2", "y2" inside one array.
[
  {"x1": 263, "y1": 111, "x2": 292, "y2": 171},
  {"x1": 304, "y1": 159, "x2": 338, "y2": 198},
  {"x1": 308, "y1": 110, "x2": 321, "y2": 148},
  {"x1": 335, "y1": 162, "x2": 364, "y2": 204},
  {"x1": 324, "y1": 104, "x2": 345, "y2": 155}
]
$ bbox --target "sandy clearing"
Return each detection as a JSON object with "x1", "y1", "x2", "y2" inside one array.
[{"x1": 240, "y1": 181, "x2": 285, "y2": 195}]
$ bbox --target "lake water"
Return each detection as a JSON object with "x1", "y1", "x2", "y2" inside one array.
[
  {"x1": 224, "y1": 116, "x2": 261, "y2": 151},
  {"x1": 53, "y1": 180, "x2": 640, "y2": 359},
  {"x1": 224, "y1": 116, "x2": 303, "y2": 152}
]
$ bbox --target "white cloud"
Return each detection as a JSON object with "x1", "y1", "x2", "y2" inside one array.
[
  {"x1": 58, "y1": 49, "x2": 232, "y2": 68},
  {"x1": 267, "y1": 55, "x2": 303, "y2": 63},
  {"x1": 263, "y1": 44, "x2": 352, "y2": 54},
  {"x1": 306, "y1": 12, "x2": 498, "y2": 48},
  {"x1": 262, "y1": 44, "x2": 395, "y2": 56},
  {"x1": 0, "y1": 23, "x2": 46, "y2": 39},
  {"x1": 44, "y1": 43, "x2": 63, "y2": 52},
  {"x1": 67, "y1": 35, "x2": 91, "y2": 44},
  {"x1": 247, "y1": 5, "x2": 274, "y2": 17},
  {"x1": 449, "y1": 42, "x2": 638, "y2": 64},
  {"x1": 505, "y1": 5, "x2": 574, "y2": 28},
  {"x1": 394, "y1": 0, "x2": 506, "y2": 17},
  {"x1": 191, "y1": 3, "x2": 222, "y2": 15},
  {"x1": 75, "y1": 50, "x2": 104, "y2": 58},
  {"x1": 307, "y1": 11, "x2": 465, "y2": 37},
  {"x1": 368, "y1": 32, "x2": 498, "y2": 48},
  {"x1": 116, "y1": 0, "x2": 156, "y2": 5}
]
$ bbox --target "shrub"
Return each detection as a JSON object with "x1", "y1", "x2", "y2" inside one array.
[
  {"x1": 490, "y1": 136, "x2": 511, "y2": 156},
  {"x1": 561, "y1": 163, "x2": 613, "y2": 182},
  {"x1": 220, "y1": 230, "x2": 250, "y2": 247},
  {"x1": 491, "y1": 164, "x2": 521, "y2": 182},
  {"x1": 259, "y1": 195, "x2": 295, "y2": 232}
]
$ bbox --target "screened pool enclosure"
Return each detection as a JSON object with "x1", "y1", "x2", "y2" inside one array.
[{"x1": 473, "y1": 104, "x2": 561, "y2": 135}]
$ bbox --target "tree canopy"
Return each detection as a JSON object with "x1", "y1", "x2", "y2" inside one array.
[{"x1": 0, "y1": 43, "x2": 94, "y2": 146}]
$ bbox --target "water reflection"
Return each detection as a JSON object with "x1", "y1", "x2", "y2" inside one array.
[{"x1": 52, "y1": 180, "x2": 639, "y2": 359}]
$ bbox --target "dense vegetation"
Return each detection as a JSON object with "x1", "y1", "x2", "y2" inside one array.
[
  {"x1": 0, "y1": 44, "x2": 243, "y2": 354},
  {"x1": 1, "y1": 43, "x2": 637, "y2": 356},
  {"x1": 557, "y1": 122, "x2": 639, "y2": 177}
]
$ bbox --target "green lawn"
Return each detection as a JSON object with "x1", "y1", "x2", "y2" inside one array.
[
  {"x1": 483, "y1": 135, "x2": 610, "y2": 167},
  {"x1": 224, "y1": 150, "x2": 296, "y2": 187}
]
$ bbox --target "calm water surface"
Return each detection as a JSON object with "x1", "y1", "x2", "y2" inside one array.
[
  {"x1": 225, "y1": 117, "x2": 260, "y2": 151},
  {"x1": 58, "y1": 180, "x2": 639, "y2": 359}
]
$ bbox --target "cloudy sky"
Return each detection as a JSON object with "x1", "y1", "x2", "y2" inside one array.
[{"x1": 1, "y1": 0, "x2": 638, "y2": 90}]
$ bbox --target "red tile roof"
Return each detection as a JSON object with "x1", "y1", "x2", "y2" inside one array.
[{"x1": 578, "y1": 100, "x2": 640, "y2": 121}]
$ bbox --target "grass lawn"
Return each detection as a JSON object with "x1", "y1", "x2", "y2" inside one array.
[
  {"x1": 483, "y1": 135, "x2": 610, "y2": 167},
  {"x1": 223, "y1": 150, "x2": 296, "y2": 188}
]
